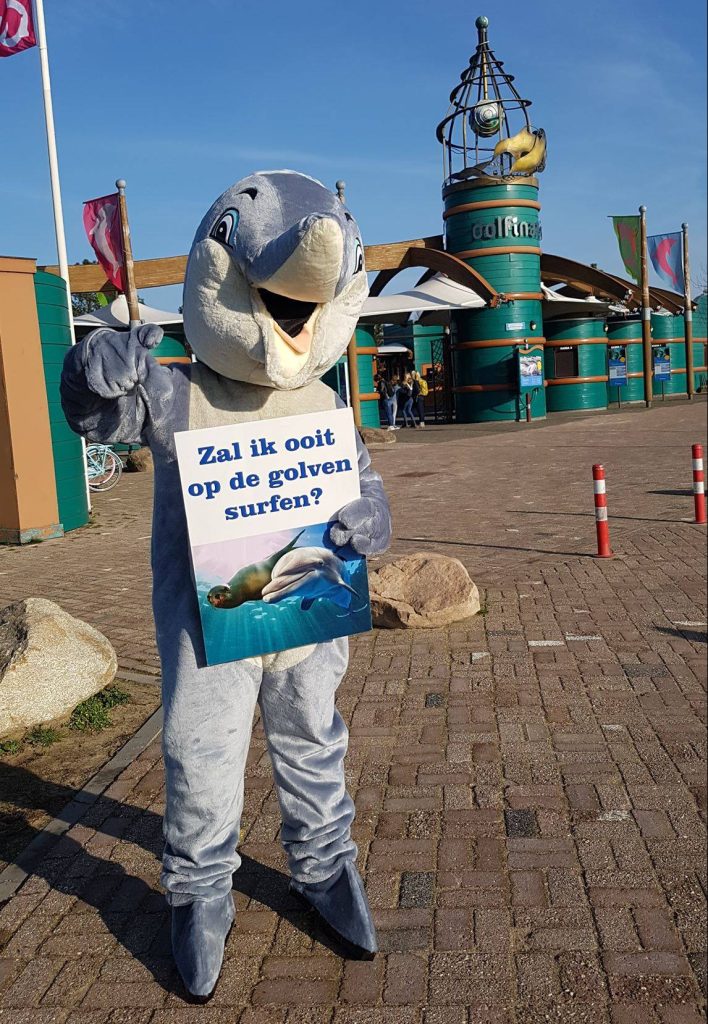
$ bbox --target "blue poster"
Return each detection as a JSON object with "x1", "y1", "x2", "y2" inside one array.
[
  {"x1": 518, "y1": 348, "x2": 544, "y2": 390},
  {"x1": 608, "y1": 345, "x2": 628, "y2": 386},
  {"x1": 653, "y1": 345, "x2": 671, "y2": 382}
]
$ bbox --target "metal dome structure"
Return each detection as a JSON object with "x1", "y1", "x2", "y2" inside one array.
[{"x1": 436, "y1": 15, "x2": 547, "y2": 185}]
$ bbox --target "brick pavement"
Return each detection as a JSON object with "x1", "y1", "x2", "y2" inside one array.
[{"x1": 0, "y1": 399, "x2": 706, "y2": 1022}]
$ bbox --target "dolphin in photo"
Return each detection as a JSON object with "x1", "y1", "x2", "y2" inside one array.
[{"x1": 261, "y1": 546, "x2": 359, "y2": 611}]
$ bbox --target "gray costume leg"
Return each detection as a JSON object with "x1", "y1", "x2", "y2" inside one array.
[
  {"x1": 259, "y1": 638, "x2": 377, "y2": 955},
  {"x1": 159, "y1": 625, "x2": 262, "y2": 998},
  {"x1": 160, "y1": 627, "x2": 262, "y2": 904}
]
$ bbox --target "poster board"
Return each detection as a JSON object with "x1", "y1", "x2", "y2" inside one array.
[
  {"x1": 517, "y1": 345, "x2": 544, "y2": 390},
  {"x1": 174, "y1": 408, "x2": 371, "y2": 664},
  {"x1": 608, "y1": 345, "x2": 628, "y2": 386},
  {"x1": 653, "y1": 345, "x2": 671, "y2": 382}
]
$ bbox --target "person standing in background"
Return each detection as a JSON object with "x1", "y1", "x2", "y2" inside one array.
[
  {"x1": 379, "y1": 373, "x2": 398, "y2": 430},
  {"x1": 399, "y1": 374, "x2": 417, "y2": 428},
  {"x1": 412, "y1": 370, "x2": 427, "y2": 428}
]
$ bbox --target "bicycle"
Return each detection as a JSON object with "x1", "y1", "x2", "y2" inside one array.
[{"x1": 85, "y1": 443, "x2": 123, "y2": 492}]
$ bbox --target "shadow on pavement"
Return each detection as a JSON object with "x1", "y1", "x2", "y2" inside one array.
[
  {"x1": 655, "y1": 625, "x2": 707, "y2": 644},
  {"x1": 0, "y1": 764, "x2": 338, "y2": 997},
  {"x1": 508, "y1": 508, "x2": 692, "y2": 525},
  {"x1": 398, "y1": 534, "x2": 594, "y2": 559}
]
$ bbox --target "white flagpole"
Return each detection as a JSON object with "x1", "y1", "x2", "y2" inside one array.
[
  {"x1": 32, "y1": 0, "x2": 91, "y2": 508},
  {"x1": 32, "y1": 0, "x2": 72, "y2": 337}
]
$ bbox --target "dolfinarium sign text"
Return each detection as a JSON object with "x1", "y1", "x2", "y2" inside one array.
[{"x1": 459, "y1": 215, "x2": 542, "y2": 243}]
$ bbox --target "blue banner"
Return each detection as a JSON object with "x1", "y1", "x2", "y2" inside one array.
[{"x1": 647, "y1": 232, "x2": 684, "y2": 293}]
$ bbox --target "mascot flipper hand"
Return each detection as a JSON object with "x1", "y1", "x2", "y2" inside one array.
[{"x1": 61, "y1": 171, "x2": 391, "y2": 1002}]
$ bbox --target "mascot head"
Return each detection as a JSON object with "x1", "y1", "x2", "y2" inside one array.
[{"x1": 183, "y1": 170, "x2": 368, "y2": 390}]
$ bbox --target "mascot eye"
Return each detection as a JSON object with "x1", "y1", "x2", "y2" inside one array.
[
  {"x1": 210, "y1": 209, "x2": 239, "y2": 246},
  {"x1": 354, "y1": 240, "x2": 364, "y2": 274}
]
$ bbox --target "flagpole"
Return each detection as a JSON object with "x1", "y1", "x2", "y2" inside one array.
[
  {"x1": 115, "y1": 179, "x2": 141, "y2": 328},
  {"x1": 32, "y1": 0, "x2": 91, "y2": 511},
  {"x1": 31, "y1": 0, "x2": 73, "y2": 342},
  {"x1": 336, "y1": 179, "x2": 362, "y2": 427},
  {"x1": 639, "y1": 205, "x2": 653, "y2": 408},
  {"x1": 682, "y1": 223, "x2": 695, "y2": 400}
]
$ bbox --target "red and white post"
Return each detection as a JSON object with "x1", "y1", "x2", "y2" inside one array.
[
  {"x1": 692, "y1": 444, "x2": 706, "y2": 525},
  {"x1": 592, "y1": 464, "x2": 612, "y2": 557}
]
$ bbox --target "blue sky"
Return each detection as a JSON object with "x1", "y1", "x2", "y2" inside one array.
[{"x1": 1, "y1": 0, "x2": 706, "y2": 309}]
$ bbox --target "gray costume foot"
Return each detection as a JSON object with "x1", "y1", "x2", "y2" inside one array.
[
  {"x1": 291, "y1": 861, "x2": 377, "y2": 959},
  {"x1": 171, "y1": 893, "x2": 235, "y2": 1001}
]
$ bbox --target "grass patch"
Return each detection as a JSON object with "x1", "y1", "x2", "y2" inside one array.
[
  {"x1": 26, "y1": 726, "x2": 61, "y2": 747},
  {"x1": 69, "y1": 684, "x2": 131, "y2": 733},
  {"x1": 0, "y1": 739, "x2": 21, "y2": 755}
]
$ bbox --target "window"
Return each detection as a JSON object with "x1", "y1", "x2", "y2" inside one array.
[{"x1": 553, "y1": 346, "x2": 578, "y2": 378}]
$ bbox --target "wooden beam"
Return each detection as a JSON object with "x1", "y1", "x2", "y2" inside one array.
[
  {"x1": 40, "y1": 254, "x2": 189, "y2": 293},
  {"x1": 368, "y1": 246, "x2": 499, "y2": 306},
  {"x1": 364, "y1": 236, "x2": 444, "y2": 271},
  {"x1": 542, "y1": 253, "x2": 634, "y2": 305},
  {"x1": 42, "y1": 236, "x2": 448, "y2": 294},
  {"x1": 404, "y1": 247, "x2": 499, "y2": 305}
]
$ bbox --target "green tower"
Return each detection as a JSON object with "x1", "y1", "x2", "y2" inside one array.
[{"x1": 437, "y1": 16, "x2": 547, "y2": 422}]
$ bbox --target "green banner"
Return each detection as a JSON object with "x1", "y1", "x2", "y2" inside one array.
[{"x1": 611, "y1": 215, "x2": 641, "y2": 282}]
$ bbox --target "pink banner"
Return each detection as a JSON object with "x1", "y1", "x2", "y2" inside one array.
[
  {"x1": 0, "y1": 0, "x2": 36, "y2": 57},
  {"x1": 82, "y1": 194, "x2": 125, "y2": 291}
]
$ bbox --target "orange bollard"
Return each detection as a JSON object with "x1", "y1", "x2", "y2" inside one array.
[
  {"x1": 592, "y1": 464, "x2": 613, "y2": 557},
  {"x1": 692, "y1": 444, "x2": 706, "y2": 524}
]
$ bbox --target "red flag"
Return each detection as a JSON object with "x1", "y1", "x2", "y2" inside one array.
[
  {"x1": 82, "y1": 194, "x2": 125, "y2": 291},
  {"x1": 0, "y1": 0, "x2": 36, "y2": 57}
]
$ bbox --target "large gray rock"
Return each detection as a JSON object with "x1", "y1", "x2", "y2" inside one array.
[
  {"x1": 358, "y1": 427, "x2": 395, "y2": 449},
  {"x1": 0, "y1": 599, "x2": 117, "y2": 735},
  {"x1": 369, "y1": 553, "x2": 480, "y2": 628},
  {"x1": 125, "y1": 447, "x2": 153, "y2": 472}
]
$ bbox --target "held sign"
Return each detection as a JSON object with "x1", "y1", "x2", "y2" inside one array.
[{"x1": 173, "y1": 408, "x2": 370, "y2": 665}]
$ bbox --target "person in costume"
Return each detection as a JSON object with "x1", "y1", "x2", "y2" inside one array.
[{"x1": 61, "y1": 171, "x2": 392, "y2": 1002}]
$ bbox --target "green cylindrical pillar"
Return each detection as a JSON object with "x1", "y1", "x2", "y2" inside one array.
[
  {"x1": 606, "y1": 317, "x2": 645, "y2": 405},
  {"x1": 651, "y1": 313, "x2": 686, "y2": 397},
  {"x1": 691, "y1": 293, "x2": 707, "y2": 393},
  {"x1": 34, "y1": 272, "x2": 90, "y2": 533},
  {"x1": 354, "y1": 325, "x2": 379, "y2": 428},
  {"x1": 544, "y1": 317, "x2": 608, "y2": 413},
  {"x1": 153, "y1": 329, "x2": 190, "y2": 364},
  {"x1": 444, "y1": 178, "x2": 545, "y2": 422},
  {"x1": 322, "y1": 326, "x2": 379, "y2": 428}
]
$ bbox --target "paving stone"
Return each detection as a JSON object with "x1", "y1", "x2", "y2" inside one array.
[
  {"x1": 503, "y1": 809, "x2": 540, "y2": 838},
  {"x1": 399, "y1": 872, "x2": 435, "y2": 909}
]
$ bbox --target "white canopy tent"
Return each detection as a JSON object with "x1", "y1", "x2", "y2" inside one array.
[
  {"x1": 541, "y1": 284, "x2": 612, "y2": 319},
  {"x1": 74, "y1": 295, "x2": 183, "y2": 331},
  {"x1": 359, "y1": 273, "x2": 612, "y2": 327},
  {"x1": 359, "y1": 273, "x2": 486, "y2": 326}
]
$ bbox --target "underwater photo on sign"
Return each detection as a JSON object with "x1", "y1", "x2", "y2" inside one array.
[{"x1": 193, "y1": 522, "x2": 371, "y2": 664}]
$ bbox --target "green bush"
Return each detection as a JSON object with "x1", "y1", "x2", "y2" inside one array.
[
  {"x1": 0, "y1": 738, "x2": 21, "y2": 755},
  {"x1": 69, "y1": 685, "x2": 130, "y2": 733}
]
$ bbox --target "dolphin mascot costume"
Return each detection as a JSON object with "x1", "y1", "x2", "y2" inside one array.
[{"x1": 61, "y1": 171, "x2": 392, "y2": 1001}]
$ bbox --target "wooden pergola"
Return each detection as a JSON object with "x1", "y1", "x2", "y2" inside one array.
[
  {"x1": 43, "y1": 240, "x2": 687, "y2": 425},
  {"x1": 43, "y1": 238, "x2": 685, "y2": 311}
]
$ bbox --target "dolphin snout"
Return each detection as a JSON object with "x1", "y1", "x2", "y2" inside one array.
[{"x1": 249, "y1": 215, "x2": 344, "y2": 304}]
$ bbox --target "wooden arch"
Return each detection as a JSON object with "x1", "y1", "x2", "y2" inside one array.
[{"x1": 541, "y1": 253, "x2": 684, "y2": 314}]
